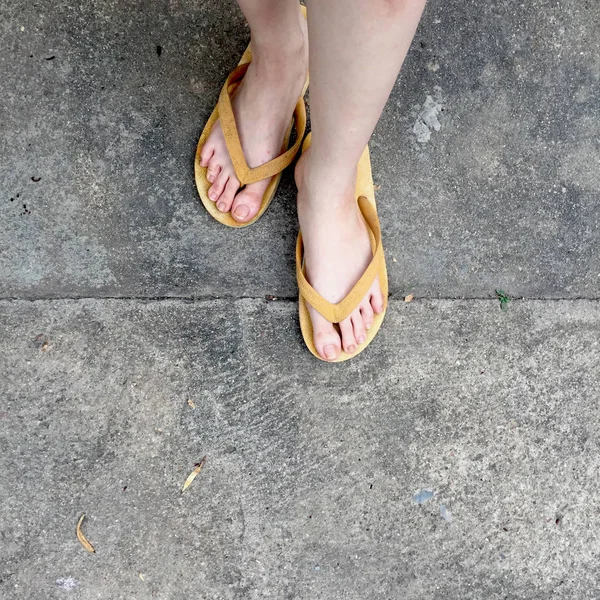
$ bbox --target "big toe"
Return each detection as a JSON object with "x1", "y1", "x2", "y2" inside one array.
[{"x1": 231, "y1": 180, "x2": 269, "y2": 223}]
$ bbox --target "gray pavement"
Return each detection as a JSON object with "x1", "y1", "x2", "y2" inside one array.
[
  {"x1": 2, "y1": 299, "x2": 600, "y2": 599},
  {"x1": 1, "y1": 0, "x2": 599, "y2": 299},
  {"x1": 1, "y1": 0, "x2": 600, "y2": 598}
]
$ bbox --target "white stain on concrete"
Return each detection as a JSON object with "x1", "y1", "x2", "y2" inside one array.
[
  {"x1": 413, "y1": 87, "x2": 444, "y2": 143},
  {"x1": 56, "y1": 577, "x2": 79, "y2": 590}
]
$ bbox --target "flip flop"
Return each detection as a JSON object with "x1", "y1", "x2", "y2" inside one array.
[
  {"x1": 296, "y1": 134, "x2": 389, "y2": 362},
  {"x1": 195, "y1": 5, "x2": 309, "y2": 228}
]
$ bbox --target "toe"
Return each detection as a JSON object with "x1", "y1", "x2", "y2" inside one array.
[
  {"x1": 351, "y1": 309, "x2": 367, "y2": 345},
  {"x1": 231, "y1": 180, "x2": 269, "y2": 223},
  {"x1": 310, "y1": 310, "x2": 342, "y2": 361},
  {"x1": 199, "y1": 144, "x2": 214, "y2": 168},
  {"x1": 209, "y1": 172, "x2": 229, "y2": 206},
  {"x1": 339, "y1": 318, "x2": 357, "y2": 354},
  {"x1": 206, "y1": 162, "x2": 221, "y2": 186},
  {"x1": 360, "y1": 301, "x2": 374, "y2": 331},
  {"x1": 219, "y1": 177, "x2": 241, "y2": 214},
  {"x1": 370, "y1": 284, "x2": 385, "y2": 314}
]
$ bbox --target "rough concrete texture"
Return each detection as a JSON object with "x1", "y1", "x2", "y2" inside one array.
[
  {"x1": 1, "y1": 298, "x2": 600, "y2": 599},
  {"x1": 2, "y1": 0, "x2": 600, "y2": 598},
  {"x1": 1, "y1": 0, "x2": 599, "y2": 299}
]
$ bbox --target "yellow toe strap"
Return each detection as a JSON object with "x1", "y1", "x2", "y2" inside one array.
[
  {"x1": 217, "y1": 63, "x2": 307, "y2": 185},
  {"x1": 296, "y1": 196, "x2": 384, "y2": 323}
]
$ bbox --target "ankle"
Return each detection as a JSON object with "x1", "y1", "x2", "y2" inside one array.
[
  {"x1": 250, "y1": 24, "x2": 307, "y2": 71},
  {"x1": 296, "y1": 151, "x2": 357, "y2": 207}
]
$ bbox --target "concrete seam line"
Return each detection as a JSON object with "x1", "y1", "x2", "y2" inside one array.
[{"x1": 0, "y1": 296, "x2": 600, "y2": 303}]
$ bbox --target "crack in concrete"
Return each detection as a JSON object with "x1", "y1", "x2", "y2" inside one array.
[{"x1": 1, "y1": 296, "x2": 599, "y2": 302}]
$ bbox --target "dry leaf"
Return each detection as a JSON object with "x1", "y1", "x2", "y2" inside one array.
[
  {"x1": 404, "y1": 294, "x2": 414, "y2": 303},
  {"x1": 41, "y1": 340, "x2": 49, "y2": 352},
  {"x1": 76, "y1": 514, "x2": 95, "y2": 553},
  {"x1": 187, "y1": 399, "x2": 196, "y2": 409},
  {"x1": 139, "y1": 573, "x2": 145, "y2": 582},
  {"x1": 374, "y1": 184, "x2": 382, "y2": 191},
  {"x1": 181, "y1": 456, "x2": 207, "y2": 493}
]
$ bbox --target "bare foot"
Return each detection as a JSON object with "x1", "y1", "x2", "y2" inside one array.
[
  {"x1": 295, "y1": 149, "x2": 385, "y2": 361},
  {"x1": 198, "y1": 18, "x2": 308, "y2": 223}
]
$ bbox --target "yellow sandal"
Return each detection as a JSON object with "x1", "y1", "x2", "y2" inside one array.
[
  {"x1": 296, "y1": 135, "x2": 389, "y2": 361},
  {"x1": 195, "y1": 6, "x2": 309, "y2": 228}
]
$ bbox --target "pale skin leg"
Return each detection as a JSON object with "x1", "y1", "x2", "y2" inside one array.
[
  {"x1": 297, "y1": 0, "x2": 426, "y2": 360},
  {"x1": 198, "y1": 0, "x2": 308, "y2": 223},
  {"x1": 201, "y1": 0, "x2": 425, "y2": 360}
]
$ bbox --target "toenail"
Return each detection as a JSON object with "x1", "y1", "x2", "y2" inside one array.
[
  {"x1": 207, "y1": 174, "x2": 214, "y2": 182},
  {"x1": 357, "y1": 335, "x2": 366, "y2": 344},
  {"x1": 234, "y1": 205, "x2": 249, "y2": 220},
  {"x1": 347, "y1": 345, "x2": 356, "y2": 353},
  {"x1": 324, "y1": 345, "x2": 337, "y2": 360},
  {"x1": 217, "y1": 202, "x2": 226, "y2": 211},
  {"x1": 366, "y1": 323, "x2": 372, "y2": 330}
]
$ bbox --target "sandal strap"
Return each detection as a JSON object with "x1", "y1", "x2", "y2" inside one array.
[
  {"x1": 217, "y1": 63, "x2": 307, "y2": 185},
  {"x1": 296, "y1": 196, "x2": 384, "y2": 323}
]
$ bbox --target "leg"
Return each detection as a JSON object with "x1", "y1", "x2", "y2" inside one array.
[
  {"x1": 199, "y1": 0, "x2": 308, "y2": 222},
  {"x1": 296, "y1": 0, "x2": 426, "y2": 360}
]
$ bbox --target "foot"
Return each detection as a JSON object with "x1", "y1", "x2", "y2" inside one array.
[
  {"x1": 199, "y1": 19, "x2": 308, "y2": 223},
  {"x1": 295, "y1": 149, "x2": 385, "y2": 361}
]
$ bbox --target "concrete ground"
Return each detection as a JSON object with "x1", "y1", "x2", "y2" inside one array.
[{"x1": 1, "y1": 0, "x2": 599, "y2": 598}]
